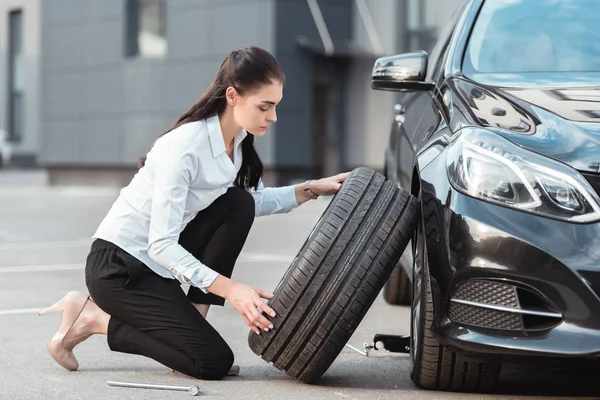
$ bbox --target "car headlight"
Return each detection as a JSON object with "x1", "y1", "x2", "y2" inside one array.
[{"x1": 446, "y1": 128, "x2": 600, "y2": 223}]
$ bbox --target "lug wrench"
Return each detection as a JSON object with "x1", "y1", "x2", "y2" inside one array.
[{"x1": 107, "y1": 380, "x2": 200, "y2": 396}]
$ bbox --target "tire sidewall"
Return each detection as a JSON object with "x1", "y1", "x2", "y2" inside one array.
[{"x1": 410, "y1": 217, "x2": 427, "y2": 382}]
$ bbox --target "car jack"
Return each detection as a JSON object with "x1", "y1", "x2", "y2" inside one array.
[{"x1": 345, "y1": 334, "x2": 410, "y2": 357}]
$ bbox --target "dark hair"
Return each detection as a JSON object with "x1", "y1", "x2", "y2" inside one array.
[{"x1": 138, "y1": 46, "x2": 285, "y2": 190}]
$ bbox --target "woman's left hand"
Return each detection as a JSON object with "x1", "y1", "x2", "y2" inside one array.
[{"x1": 310, "y1": 172, "x2": 350, "y2": 196}]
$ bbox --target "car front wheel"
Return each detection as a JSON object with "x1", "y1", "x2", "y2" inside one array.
[{"x1": 409, "y1": 196, "x2": 501, "y2": 392}]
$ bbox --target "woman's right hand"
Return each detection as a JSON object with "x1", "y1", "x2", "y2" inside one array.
[
  {"x1": 225, "y1": 282, "x2": 277, "y2": 334},
  {"x1": 207, "y1": 275, "x2": 276, "y2": 334}
]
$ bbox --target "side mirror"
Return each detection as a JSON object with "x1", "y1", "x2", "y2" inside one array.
[{"x1": 371, "y1": 51, "x2": 435, "y2": 92}]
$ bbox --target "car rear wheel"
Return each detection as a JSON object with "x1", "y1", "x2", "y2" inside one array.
[
  {"x1": 410, "y1": 196, "x2": 501, "y2": 392},
  {"x1": 248, "y1": 167, "x2": 420, "y2": 383},
  {"x1": 382, "y1": 164, "x2": 412, "y2": 306},
  {"x1": 383, "y1": 257, "x2": 411, "y2": 305}
]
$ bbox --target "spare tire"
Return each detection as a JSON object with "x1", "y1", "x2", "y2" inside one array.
[{"x1": 248, "y1": 167, "x2": 420, "y2": 383}]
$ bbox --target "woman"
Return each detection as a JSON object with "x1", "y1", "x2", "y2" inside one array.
[{"x1": 39, "y1": 46, "x2": 348, "y2": 380}]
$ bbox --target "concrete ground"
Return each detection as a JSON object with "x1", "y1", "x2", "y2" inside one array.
[{"x1": 1, "y1": 174, "x2": 600, "y2": 399}]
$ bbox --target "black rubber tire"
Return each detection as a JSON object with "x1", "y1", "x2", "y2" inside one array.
[
  {"x1": 248, "y1": 167, "x2": 420, "y2": 383},
  {"x1": 410, "y1": 194, "x2": 501, "y2": 392},
  {"x1": 383, "y1": 258, "x2": 411, "y2": 305},
  {"x1": 382, "y1": 163, "x2": 411, "y2": 306}
]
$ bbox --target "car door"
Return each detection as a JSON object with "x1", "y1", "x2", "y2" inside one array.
[{"x1": 388, "y1": 11, "x2": 462, "y2": 285}]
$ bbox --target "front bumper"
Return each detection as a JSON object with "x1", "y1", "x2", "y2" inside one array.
[{"x1": 420, "y1": 159, "x2": 600, "y2": 361}]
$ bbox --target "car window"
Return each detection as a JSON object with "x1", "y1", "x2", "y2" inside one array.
[{"x1": 463, "y1": 0, "x2": 600, "y2": 73}]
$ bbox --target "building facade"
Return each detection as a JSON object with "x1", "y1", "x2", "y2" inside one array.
[
  {"x1": 1, "y1": 0, "x2": 464, "y2": 185},
  {"x1": 0, "y1": 0, "x2": 40, "y2": 167}
]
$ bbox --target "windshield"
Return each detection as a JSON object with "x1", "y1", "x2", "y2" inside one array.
[{"x1": 463, "y1": 0, "x2": 600, "y2": 74}]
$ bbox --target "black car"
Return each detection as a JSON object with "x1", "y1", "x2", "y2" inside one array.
[{"x1": 371, "y1": 0, "x2": 600, "y2": 393}]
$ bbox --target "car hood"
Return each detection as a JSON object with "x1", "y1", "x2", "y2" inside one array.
[{"x1": 449, "y1": 75, "x2": 600, "y2": 173}]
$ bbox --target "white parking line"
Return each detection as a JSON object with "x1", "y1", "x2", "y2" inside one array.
[
  {"x1": 0, "y1": 240, "x2": 295, "y2": 262},
  {"x1": 0, "y1": 308, "x2": 42, "y2": 316},
  {"x1": 241, "y1": 252, "x2": 293, "y2": 263},
  {"x1": 0, "y1": 253, "x2": 293, "y2": 274},
  {"x1": 0, "y1": 239, "x2": 91, "y2": 251},
  {"x1": 0, "y1": 264, "x2": 83, "y2": 273},
  {"x1": 0, "y1": 253, "x2": 293, "y2": 315}
]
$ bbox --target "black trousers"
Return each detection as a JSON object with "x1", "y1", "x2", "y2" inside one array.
[{"x1": 85, "y1": 187, "x2": 255, "y2": 380}]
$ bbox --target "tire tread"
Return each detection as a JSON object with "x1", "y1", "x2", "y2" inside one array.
[{"x1": 248, "y1": 167, "x2": 419, "y2": 383}]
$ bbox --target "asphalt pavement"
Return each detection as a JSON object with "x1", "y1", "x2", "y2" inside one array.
[{"x1": 1, "y1": 173, "x2": 599, "y2": 399}]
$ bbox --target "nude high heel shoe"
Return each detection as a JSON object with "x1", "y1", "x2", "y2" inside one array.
[{"x1": 38, "y1": 291, "x2": 91, "y2": 371}]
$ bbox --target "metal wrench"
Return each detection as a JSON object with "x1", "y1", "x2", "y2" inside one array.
[{"x1": 107, "y1": 380, "x2": 200, "y2": 396}]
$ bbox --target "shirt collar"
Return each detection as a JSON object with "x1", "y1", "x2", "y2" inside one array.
[{"x1": 206, "y1": 114, "x2": 248, "y2": 159}]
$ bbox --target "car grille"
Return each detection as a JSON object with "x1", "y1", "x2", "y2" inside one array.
[
  {"x1": 448, "y1": 300, "x2": 524, "y2": 330},
  {"x1": 448, "y1": 279, "x2": 563, "y2": 331},
  {"x1": 451, "y1": 279, "x2": 519, "y2": 308}
]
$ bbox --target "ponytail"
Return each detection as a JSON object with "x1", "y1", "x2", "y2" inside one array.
[{"x1": 138, "y1": 46, "x2": 283, "y2": 190}]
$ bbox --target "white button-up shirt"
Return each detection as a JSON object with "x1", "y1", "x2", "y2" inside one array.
[{"x1": 93, "y1": 114, "x2": 299, "y2": 292}]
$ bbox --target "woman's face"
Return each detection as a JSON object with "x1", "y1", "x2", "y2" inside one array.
[{"x1": 230, "y1": 80, "x2": 282, "y2": 136}]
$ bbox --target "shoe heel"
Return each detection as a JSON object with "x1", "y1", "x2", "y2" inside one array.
[
  {"x1": 38, "y1": 298, "x2": 66, "y2": 316},
  {"x1": 40, "y1": 292, "x2": 90, "y2": 372}
]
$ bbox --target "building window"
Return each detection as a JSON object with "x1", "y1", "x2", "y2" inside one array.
[
  {"x1": 7, "y1": 9, "x2": 24, "y2": 142},
  {"x1": 126, "y1": 0, "x2": 167, "y2": 58}
]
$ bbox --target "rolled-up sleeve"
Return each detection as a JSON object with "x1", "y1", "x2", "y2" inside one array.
[
  {"x1": 249, "y1": 179, "x2": 299, "y2": 217},
  {"x1": 147, "y1": 141, "x2": 219, "y2": 293}
]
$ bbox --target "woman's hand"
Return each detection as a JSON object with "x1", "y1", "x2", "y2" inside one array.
[
  {"x1": 309, "y1": 172, "x2": 350, "y2": 196},
  {"x1": 225, "y1": 281, "x2": 276, "y2": 335}
]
